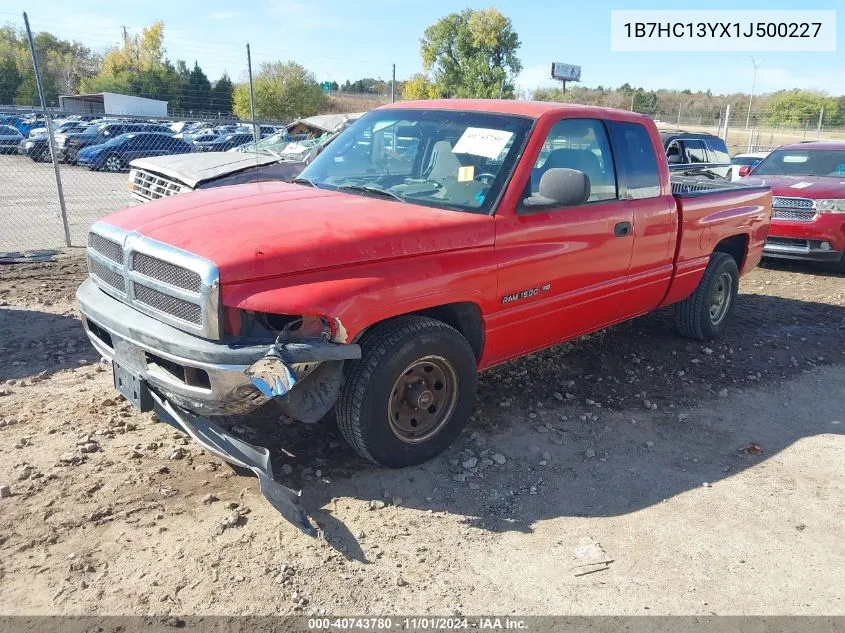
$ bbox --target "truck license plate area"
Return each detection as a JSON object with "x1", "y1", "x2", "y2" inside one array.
[{"x1": 113, "y1": 363, "x2": 154, "y2": 412}]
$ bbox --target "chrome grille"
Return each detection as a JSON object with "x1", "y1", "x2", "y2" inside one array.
[
  {"x1": 85, "y1": 221, "x2": 220, "y2": 339},
  {"x1": 88, "y1": 256, "x2": 125, "y2": 292},
  {"x1": 772, "y1": 196, "x2": 814, "y2": 209},
  {"x1": 766, "y1": 237, "x2": 808, "y2": 248},
  {"x1": 129, "y1": 168, "x2": 191, "y2": 202},
  {"x1": 87, "y1": 232, "x2": 123, "y2": 263},
  {"x1": 771, "y1": 196, "x2": 817, "y2": 222},
  {"x1": 772, "y1": 208, "x2": 816, "y2": 221},
  {"x1": 132, "y1": 252, "x2": 201, "y2": 292},
  {"x1": 132, "y1": 283, "x2": 202, "y2": 324}
]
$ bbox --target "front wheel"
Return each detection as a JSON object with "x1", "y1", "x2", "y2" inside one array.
[
  {"x1": 675, "y1": 252, "x2": 739, "y2": 341},
  {"x1": 336, "y1": 316, "x2": 478, "y2": 468}
]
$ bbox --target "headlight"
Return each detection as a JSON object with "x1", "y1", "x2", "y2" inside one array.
[
  {"x1": 817, "y1": 199, "x2": 845, "y2": 214},
  {"x1": 24, "y1": 141, "x2": 34, "y2": 148}
]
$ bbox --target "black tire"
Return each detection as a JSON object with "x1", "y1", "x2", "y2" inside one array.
[
  {"x1": 336, "y1": 316, "x2": 478, "y2": 468},
  {"x1": 675, "y1": 252, "x2": 739, "y2": 341}
]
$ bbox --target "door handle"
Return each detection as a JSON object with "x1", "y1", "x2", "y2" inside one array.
[{"x1": 614, "y1": 221, "x2": 632, "y2": 237}]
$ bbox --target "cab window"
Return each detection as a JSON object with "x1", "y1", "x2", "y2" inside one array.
[{"x1": 522, "y1": 118, "x2": 618, "y2": 207}]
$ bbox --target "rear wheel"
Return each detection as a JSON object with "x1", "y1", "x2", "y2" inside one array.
[
  {"x1": 675, "y1": 252, "x2": 739, "y2": 341},
  {"x1": 103, "y1": 153, "x2": 124, "y2": 172},
  {"x1": 336, "y1": 316, "x2": 477, "y2": 468}
]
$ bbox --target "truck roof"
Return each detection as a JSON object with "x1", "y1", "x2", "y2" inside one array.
[
  {"x1": 378, "y1": 99, "x2": 653, "y2": 123},
  {"x1": 779, "y1": 141, "x2": 845, "y2": 151}
]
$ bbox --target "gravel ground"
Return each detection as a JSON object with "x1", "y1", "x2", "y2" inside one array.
[
  {"x1": 0, "y1": 252, "x2": 843, "y2": 616},
  {"x1": 0, "y1": 155, "x2": 132, "y2": 251}
]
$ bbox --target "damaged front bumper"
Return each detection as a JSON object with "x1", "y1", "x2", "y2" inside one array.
[
  {"x1": 151, "y1": 391, "x2": 316, "y2": 534},
  {"x1": 77, "y1": 278, "x2": 362, "y2": 532}
]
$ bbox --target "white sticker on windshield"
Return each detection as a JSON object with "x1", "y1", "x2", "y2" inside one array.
[
  {"x1": 453, "y1": 127, "x2": 513, "y2": 159},
  {"x1": 790, "y1": 181, "x2": 814, "y2": 189}
]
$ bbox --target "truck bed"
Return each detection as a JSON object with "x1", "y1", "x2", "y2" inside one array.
[{"x1": 659, "y1": 179, "x2": 772, "y2": 307}]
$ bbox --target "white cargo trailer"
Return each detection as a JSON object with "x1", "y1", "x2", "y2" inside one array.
[{"x1": 58, "y1": 92, "x2": 168, "y2": 117}]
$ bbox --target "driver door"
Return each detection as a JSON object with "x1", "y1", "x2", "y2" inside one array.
[{"x1": 487, "y1": 117, "x2": 635, "y2": 364}]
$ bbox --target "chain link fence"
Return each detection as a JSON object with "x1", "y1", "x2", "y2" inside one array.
[{"x1": 0, "y1": 110, "x2": 299, "y2": 251}]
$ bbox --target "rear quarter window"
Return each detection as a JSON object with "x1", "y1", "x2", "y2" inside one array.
[
  {"x1": 707, "y1": 139, "x2": 730, "y2": 164},
  {"x1": 608, "y1": 122, "x2": 661, "y2": 200}
]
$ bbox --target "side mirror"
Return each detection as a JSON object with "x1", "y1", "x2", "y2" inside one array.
[
  {"x1": 667, "y1": 153, "x2": 683, "y2": 164},
  {"x1": 522, "y1": 168, "x2": 591, "y2": 210},
  {"x1": 738, "y1": 165, "x2": 751, "y2": 177}
]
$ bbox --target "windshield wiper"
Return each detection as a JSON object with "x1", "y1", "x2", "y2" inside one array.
[
  {"x1": 290, "y1": 177, "x2": 317, "y2": 187},
  {"x1": 337, "y1": 184, "x2": 408, "y2": 203}
]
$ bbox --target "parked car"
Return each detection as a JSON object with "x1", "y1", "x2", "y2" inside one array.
[
  {"x1": 76, "y1": 132, "x2": 194, "y2": 172},
  {"x1": 18, "y1": 123, "x2": 91, "y2": 162},
  {"x1": 741, "y1": 141, "x2": 845, "y2": 267},
  {"x1": 192, "y1": 132, "x2": 255, "y2": 152},
  {"x1": 0, "y1": 114, "x2": 44, "y2": 136},
  {"x1": 56, "y1": 122, "x2": 169, "y2": 164},
  {"x1": 0, "y1": 124, "x2": 24, "y2": 153},
  {"x1": 731, "y1": 152, "x2": 769, "y2": 180},
  {"x1": 660, "y1": 130, "x2": 732, "y2": 180},
  {"x1": 79, "y1": 100, "x2": 771, "y2": 532},
  {"x1": 27, "y1": 119, "x2": 90, "y2": 138}
]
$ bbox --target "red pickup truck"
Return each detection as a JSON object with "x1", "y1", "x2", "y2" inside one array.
[
  {"x1": 77, "y1": 100, "x2": 771, "y2": 532},
  {"x1": 740, "y1": 141, "x2": 845, "y2": 267}
]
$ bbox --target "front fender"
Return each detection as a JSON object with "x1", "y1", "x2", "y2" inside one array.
[{"x1": 220, "y1": 247, "x2": 497, "y2": 344}]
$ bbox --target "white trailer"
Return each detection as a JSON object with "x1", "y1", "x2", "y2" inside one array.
[{"x1": 58, "y1": 92, "x2": 168, "y2": 117}]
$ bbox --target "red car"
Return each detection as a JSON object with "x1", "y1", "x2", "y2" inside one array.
[
  {"x1": 741, "y1": 141, "x2": 845, "y2": 267},
  {"x1": 77, "y1": 100, "x2": 771, "y2": 531}
]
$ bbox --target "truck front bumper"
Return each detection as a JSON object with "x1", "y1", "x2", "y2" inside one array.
[
  {"x1": 77, "y1": 278, "x2": 270, "y2": 416},
  {"x1": 77, "y1": 278, "x2": 361, "y2": 533}
]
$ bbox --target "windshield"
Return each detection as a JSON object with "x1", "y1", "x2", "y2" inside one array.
[
  {"x1": 752, "y1": 149, "x2": 845, "y2": 177},
  {"x1": 82, "y1": 124, "x2": 106, "y2": 136},
  {"x1": 298, "y1": 108, "x2": 533, "y2": 214},
  {"x1": 100, "y1": 133, "x2": 134, "y2": 147}
]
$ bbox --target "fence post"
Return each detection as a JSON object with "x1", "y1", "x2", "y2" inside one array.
[
  {"x1": 723, "y1": 104, "x2": 731, "y2": 146},
  {"x1": 391, "y1": 64, "x2": 396, "y2": 103},
  {"x1": 246, "y1": 43, "x2": 259, "y2": 143},
  {"x1": 816, "y1": 107, "x2": 824, "y2": 140},
  {"x1": 23, "y1": 11, "x2": 71, "y2": 248}
]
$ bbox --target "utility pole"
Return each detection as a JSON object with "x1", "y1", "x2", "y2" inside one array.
[
  {"x1": 677, "y1": 104, "x2": 682, "y2": 126},
  {"x1": 24, "y1": 11, "x2": 71, "y2": 247},
  {"x1": 246, "y1": 43, "x2": 258, "y2": 143},
  {"x1": 121, "y1": 26, "x2": 128, "y2": 45},
  {"x1": 630, "y1": 94, "x2": 635, "y2": 112},
  {"x1": 817, "y1": 107, "x2": 824, "y2": 140},
  {"x1": 745, "y1": 56, "x2": 761, "y2": 129},
  {"x1": 391, "y1": 64, "x2": 396, "y2": 103},
  {"x1": 723, "y1": 103, "x2": 731, "y2": 145}
]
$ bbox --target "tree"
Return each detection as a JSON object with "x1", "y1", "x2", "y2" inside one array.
[
  {"x1": 420, "y1": 8, "x2": 522, "y2": 98},
  {"x1": 0, "y1": 56, "x2": 21, "y2": 105},
  {"x1": 402, "y1": 73, "x2": 437, "y2": 100},
  {"x1": 764, "y1": 89, "x2": 834, "y2": 127},
  {"x1": 178, "y1": 60, "x2": 211, "y2": 111},
  {"x1": 81, "y1": 21, "x2": 182, "y2": 108},
  {"x1": 210, "y1": 73, "x2": 234, "y2": 113},
  {"x1": 14, "y1": 69, "x2": 57, "y2": 106},
  {"x1": 232, "y1": 61, "x2": 327, "y2": 121}
]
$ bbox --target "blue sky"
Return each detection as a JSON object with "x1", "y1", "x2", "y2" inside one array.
[{"x1": 1, "y1": 0, "x2": 842, "y2": 96}]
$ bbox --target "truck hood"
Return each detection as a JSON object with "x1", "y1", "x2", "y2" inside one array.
[
  {"x1": 103, "y1": 181, "x2": 495, "y2": 284},
  {"x1": 741, "y1": 174, "x2": 845, "y2": 198},
  {"x1": 129, "y1": 152, "x2": 279, "y2": 188}
]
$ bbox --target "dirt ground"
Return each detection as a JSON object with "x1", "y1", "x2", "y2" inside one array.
[{"x1": 0, "y1": 251, "x2": 843, "y2": 616}]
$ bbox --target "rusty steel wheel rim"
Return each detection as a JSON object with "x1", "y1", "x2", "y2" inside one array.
[
  {"x1": 387, "y1": 355, "x2": 459, "y2": 444},
  {"x1": 709, "y1": 272, "x2": 733, "y2": 326}
]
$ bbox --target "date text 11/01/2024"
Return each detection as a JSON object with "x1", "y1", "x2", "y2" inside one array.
[{"x1": 307, "y1": 617, "x2": 527, "y2": 630}]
